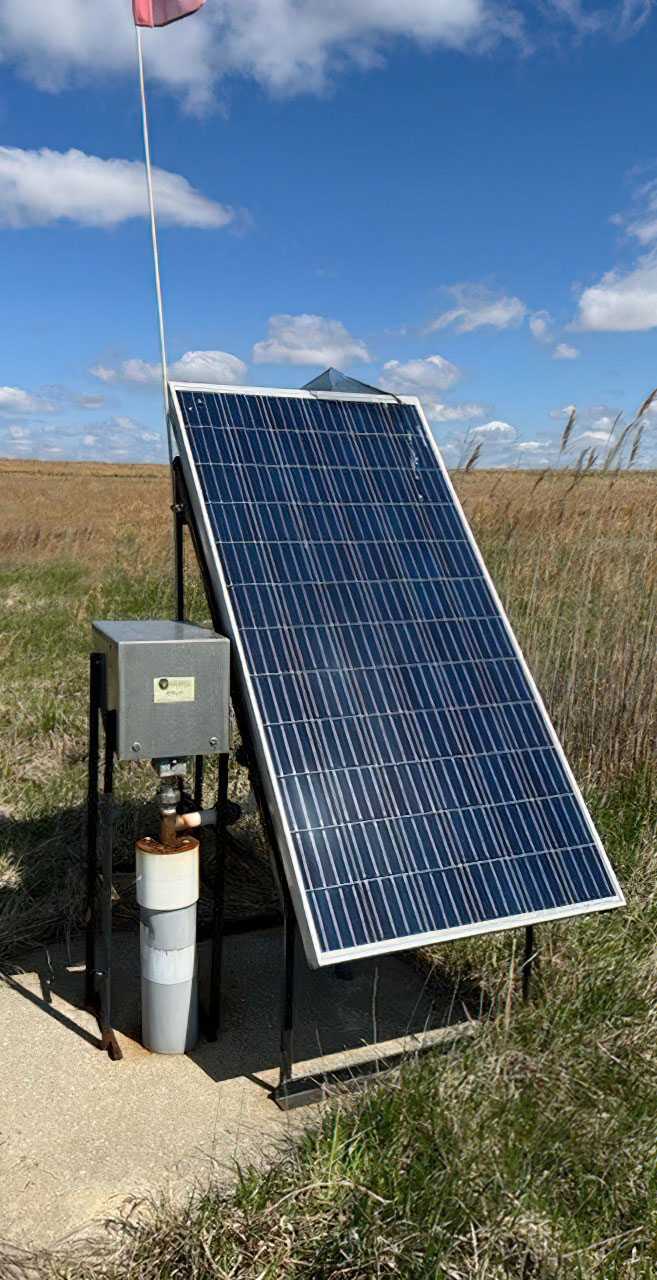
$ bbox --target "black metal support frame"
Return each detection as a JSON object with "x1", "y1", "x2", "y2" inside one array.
[
  {"x1": 207, "y1": 752, "x2": 228, "y2": 1041},
  {"x1": 85, "y1": 653, "x2": 122, "y2": 1061},
  {"x1": 171, "y1": 455, "x2": 538, "y2": 1108}
]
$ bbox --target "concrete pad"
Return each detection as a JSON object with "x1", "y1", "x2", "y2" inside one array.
[{"x1": 0, "y1": 930, "x2": 468, "y2": 1248}]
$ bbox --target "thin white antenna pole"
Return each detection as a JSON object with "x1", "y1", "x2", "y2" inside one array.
[{"x1": 135, "y1": 22, "x2": 173, "y2": 468}]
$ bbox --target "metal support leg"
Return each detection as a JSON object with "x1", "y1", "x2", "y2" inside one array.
[
  {"x1": 97, "y1": 712, "x2": 121, "y2": 1060},
  {"x1": 85, "y1": 654, "x2": 102, "y2": 1009},
  {"x1": 194, "y1": 755, "x2": 204, "y2": 810},
  {"x1": 280, "y1": 881, "x2": 296, "y2": 1087},
  {"x1": 207, "y1": 752, "x2": 228, "y2": 1041},
  {"x1": 84, "y1": 660, "x2": 122, "y2": 1060},
  {"x1": 522, "y1": 924, "x2": 535, "y2": 1004},
  {"x1": 271, "y1": 881, "x2": 297, "y2": 1108},
  {"x1": 173, "y1": 478, "x2": 185, "y2": 623}
]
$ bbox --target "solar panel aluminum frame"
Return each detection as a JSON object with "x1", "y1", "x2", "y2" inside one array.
[{"x1": 169, "y1": 381, "x2": 624, "y2": 969}]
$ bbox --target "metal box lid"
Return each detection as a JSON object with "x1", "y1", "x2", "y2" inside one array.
[{"x1": 92, "y1": 620, "x2": 224, "y2": 647}]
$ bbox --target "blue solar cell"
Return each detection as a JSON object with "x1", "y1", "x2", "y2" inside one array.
[{"x1": 172, "y1": 386, "x2": 623, "y2": 966}]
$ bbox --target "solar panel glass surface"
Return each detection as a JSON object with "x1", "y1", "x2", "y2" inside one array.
[{"x1": 171, "y1": 385, "x2": 623, "y2": 966}]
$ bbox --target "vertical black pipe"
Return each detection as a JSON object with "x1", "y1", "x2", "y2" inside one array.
[
  {"x1": 85, "y1": 654, "x2": 102, "y2": 1010},
  {"x1": 280, "y1": 880, "x2": 296, "y2": 1086},
  {"x1": 174, "y1": 504, "x2": 185, "y2": 622},
  {"x1": 194, "y1": 756, "x2": 204, "y2": 810},
  {"x1": 98, "y1": 711, "x2": 116, "y2": 1043},
  {"x1": 522, "y1": 924, "x2": 535, "y2": 1003},
  {"x1": 207, "y1": 752, "x2": 229, "y2": 1040},
  {"x1": 103, "y1": 711, "x2": 116, "y2": 796}
]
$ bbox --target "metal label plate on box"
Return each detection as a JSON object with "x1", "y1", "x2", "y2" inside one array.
[{"x1": 153, "y1": 676, "x2": 195, "y2": 704}]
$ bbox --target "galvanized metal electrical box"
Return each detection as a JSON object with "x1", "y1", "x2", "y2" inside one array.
[{"x1": 92, "y1": 620, "x2": 230, "y2": 762}]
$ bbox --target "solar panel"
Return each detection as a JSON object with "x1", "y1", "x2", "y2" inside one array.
[{"x1": 170, "y1": 383, "x2": 624, "y2": 968}]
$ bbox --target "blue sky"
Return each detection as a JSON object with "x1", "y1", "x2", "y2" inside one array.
[{"x1": 1, "y1": 0, "x2": 657, "y2": 467}]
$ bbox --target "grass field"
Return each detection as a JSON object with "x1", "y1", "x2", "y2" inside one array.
[{"x1": 1, "y1": 458, "x2": 656, "y2": 1277}]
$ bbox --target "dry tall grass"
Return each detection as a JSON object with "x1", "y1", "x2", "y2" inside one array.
[
  {"x1": 458, "y1": 468, "x2": 657, "y2": 789},
  {"x1": 1, "y1": 458, "x2": 656, "y2": 791},
  {"x1": 0, "y1": 460, "x2": 169, "y2": 565}
]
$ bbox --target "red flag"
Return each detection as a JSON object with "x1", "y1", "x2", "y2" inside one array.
[{"x1": 133, "y1": 0, "x2": 206, "y2": 27}]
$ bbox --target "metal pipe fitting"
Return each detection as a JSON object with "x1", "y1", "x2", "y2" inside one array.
[
  {"x1": 157, "y1": 780, "x2": 180, "y2": 848},
  {"x1": 174, "y1": 808, "x2": 217, "y2": 831}
]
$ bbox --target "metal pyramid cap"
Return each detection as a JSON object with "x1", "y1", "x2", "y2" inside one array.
[{"x1": 302, "y1": 367, "x2": 387, "y2": 396}]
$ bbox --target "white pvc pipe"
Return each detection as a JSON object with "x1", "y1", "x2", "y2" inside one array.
[
  {"x1": 136, "y1": 839, "x2": 199, "y2": 910},
  {"x1": 136, "y1": 836, "x2": 200, "y2": 1054}
]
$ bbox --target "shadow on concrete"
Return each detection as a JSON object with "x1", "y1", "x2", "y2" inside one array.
[
  {"x1": 0, "y1": 971, "x2": 103, "y2": 1050},
  {"x1": 3, "y1": 795, "x2": 477, "y2": 1088},
  {"x1": 4, "y1": 926, "x2": 474, "y2": 1088}
]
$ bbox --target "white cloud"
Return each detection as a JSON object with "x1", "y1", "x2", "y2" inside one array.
[
  {"x1": 93, "y1": 350, "x2": 248, "y2": 386},
  {"x1": 0, "y1": 0, "x2": 217, "y2": 108},
  {"x1": 30, "y1": 415, "x2": 170, "y2": 462},
  {"x1": 0, "y1": 2, "x2": 648, "y2": 107},
  {"x1": 570, "y1": 428, "x2": 614, "y2": 450},
  {"x1": 0, "y1": 147, "x2": 235, "y2": 230},
  {"x1": 0, "y1": 386, "x2": 54, "y2": 415},
  {"x1": 0, "y1": 0, "x2": 506, "y2": 106},
  {"x1": 253, "y1": 314, "x2": 370, "y2": 366},
  {"x1": 470, "y1": 419, "x2": 518, "y2": 445},
  {"x1": 548, "y1": 0, "x2": 653, "y2": 36},
  {"x1": 439, "y1": 389, "x2": 657, "y2": 472},
  {"x1": 112, "y1": 415, "x2": 151, "y2": 433},
  {"x1": 620, "y1": 178, "x2": 657, "y2": 246},
  {"x1": 574, "y1": 175, "x2": 657, "y2": 331},
  {"x1": 71, "y1": 393, "x2": 106, "y2": 409},
  {"x1": 93, "y1": 359, "x2": 157, "y2": 386},
  {"x1": 380, "y1": 355, "x2": 462, "y2": 395},
  {"x1": 575, "y1": 252, "x2": 657, "y2": 331},
  {"x1": 428, "y1": 283, "x2": 527, "y2": 333},
  {"x1": 529, "y1": 311, "x2": 553, "y2": 342},
  {"x1": 215, "y1": 0, "x2": 501, "y2": 96},
  {"x1": 530, "y1": 309, "x2": 582, "y2": 355},
  {"x1": 517, "y1": 441, "x2": 552, "y2": 464},
  {"x1": 441, "y1": 417, "x2": 520, "y2": 470},
  {"x1": 429, "y1": 401, "x2": 488, "y2": 421},
  {"x1": 427, "y1": 288, "x2": 580, "y2": 350},
  {"x1": 0, "y1": 423, "x2": 35, "y2": 456},
  {"x1": 169, "y1": 350, "x2": 248, "y2": 384},
  {"x1": 0, "y1": 438, "x2": 32, "y2": 455},
  {"x1": 379, "y1": 359, "x2": 494, "y2": 452}
]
